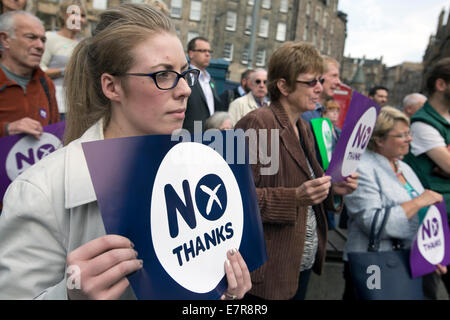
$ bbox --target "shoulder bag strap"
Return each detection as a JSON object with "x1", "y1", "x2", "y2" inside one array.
[{"x1": 368, "y1": 207, "x2": 391, "y2": 252}]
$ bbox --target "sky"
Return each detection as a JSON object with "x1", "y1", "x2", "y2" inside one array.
[{"x1": 338, "y1": 0, "x2": 449, "y2": 67}]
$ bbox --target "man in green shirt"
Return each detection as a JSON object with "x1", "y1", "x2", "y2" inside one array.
[{"x1": 404, "y1": 57, "x2": 450, "y2": 299}]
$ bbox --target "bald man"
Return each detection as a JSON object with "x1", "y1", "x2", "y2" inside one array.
[{"x1": 402, "y1": 93, "x2": 426, "y2": 118}]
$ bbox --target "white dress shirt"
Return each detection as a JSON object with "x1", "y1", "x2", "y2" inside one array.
[{"x1": 191, "y1": 64, "x2": 215, "y2": 116}]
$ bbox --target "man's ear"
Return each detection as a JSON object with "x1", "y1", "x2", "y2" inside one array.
[
  {"x1": 277, "y1": 78, "x2": 290, "y2": 97},
  {"x1": 0, "y1": 32, "x2": 10, "y2": 49},
  {"x1": 435, "y1": 78, "x2": 447, "y2": 93},
  {"x1": 101, "y1": 73, "x2": 123, "y2": 103}
]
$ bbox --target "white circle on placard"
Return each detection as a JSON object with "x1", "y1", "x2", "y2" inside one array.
[
  {"x1": 341, "y1": 107, "x2": 377, "y2": 177},
  {"x1": 418, "y1": 205, "x2": 445, "y2": 265},
  {"x1": 322, "y1": 120, "x2": 333, "y2": 162},
  {"x1": 150, "y1": 142, "x2": 244, "y2": 293},
  {"x1": 5, "y1": 133, "x2": 62, "y2": 181}
]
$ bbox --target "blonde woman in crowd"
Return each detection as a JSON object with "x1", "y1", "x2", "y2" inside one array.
[{"x1": 342, "y1": 106, "x2": 445, "y2": 299}]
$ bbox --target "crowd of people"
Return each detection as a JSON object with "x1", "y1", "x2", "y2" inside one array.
[{"x1": 0, "y1": 1, "x2": 449, "y2": 301}]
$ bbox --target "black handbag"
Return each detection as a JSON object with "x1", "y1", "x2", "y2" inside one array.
[{"x1": 347, "y1": 208, "x2": 424, "y2": 300}]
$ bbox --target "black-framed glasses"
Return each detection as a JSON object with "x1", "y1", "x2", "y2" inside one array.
[
  {"x1": 191, "y1": 49, "x2": 213, "y2": 54},
  {"x1": 117, "y1": 69, "x2": 200, "y2": 90},
  {"x1": 296, "y1": 77, "x2": 325, "y2": 87},
  {"x1": 255, "y1": 79, "x2": 267, "y2": 85}
]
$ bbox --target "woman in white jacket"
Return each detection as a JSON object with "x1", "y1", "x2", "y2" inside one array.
[
  {"x1": 342, "y1": 106, "x2": 444, "y2": 299},
  {"x1": 0, "y1": 3, "x2": 251, "y2": 300}
]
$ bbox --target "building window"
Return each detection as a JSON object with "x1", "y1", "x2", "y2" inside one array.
[
  {"x1": 327, "y1": 40, "x2": 332, "y2": 55},
  {"x1": 330, "y1": 21, "x2": 334, "y2": 34},
  {"x1": 256, "y1": 49, "x2": 266, "y2": 67},
  {"x1": 187, "y1": 31, "x2": 199, "y2": 43},
  {"x1": 303, "y1": 24, "x2": 308, "y2": 41},
  {"x1": 262, "y1": 0, "x2": 271, "y2": 9},
  {"x1": 242, "y1": 46, "x2": 249, "y2": 65},
  {"x1": 306, "y1": 1, "x2": 311, "y2": 16},
  {"x1": 276, "y1": 22, "x2": 286, "y2": 41},
  {"x1": 323, "y1": 13, "x2": 328, "y2": 28},
  {"x1": 315, "y1": 7, "x2": 321, "y2": 23},
  {"x1": 248, "y1": 0, "x2": 254, "y2": 5},
  {"x1": 226, "y1": 11, "x2": 237, "y2": 31},
  {"x1": 259, "y1": 17, "x2": 269, "y2": 38},
  {"x1": 245, "y1": 15, "x2": 252, "y2": 35},
  {"x1": 320, "y1": 37, "x2": 325, "y2": 52},
  {"x1": 189, "y1": 1, "x2": 202, "y2": 21},
  {"x1": 170, "y1": 0, "x2": 182, "y2": 18},
  {"x1": 280, "y1": 0, "x2": 288, "y2": 13},
  {"x1": 223, "y1": 43, "x2": 234, "y2": 61},
  {"x1": 313, "y1": 31, "x2": 317, "y2": 46}
]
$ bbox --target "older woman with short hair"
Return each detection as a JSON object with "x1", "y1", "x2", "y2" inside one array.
[
  {"x1": 235, "y1": 42, "x2": 358, "y2": 300},
  {"x1": 342, "y1": 106, "x2": 444, "y2": 300}
]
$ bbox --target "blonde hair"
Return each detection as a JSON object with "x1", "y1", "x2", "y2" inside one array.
[
  {"x1": 143, "y1": 0, "x2": 169, "y2": 15},
  {"x1": 367, "y1": 106, "x2": 410, "y2": 151},
  {"x1": 57, "y1": 0, "x2": 87, "y2": 28},
  {"x1": 267, "y1": 42, "x2": 323, "y2": 102},
  {"x1": 322, "y1": 55, "x2": 340, "y2": 73},
  {"x1": 64, "y1": 3, "x2": 176, "y2": 145}
]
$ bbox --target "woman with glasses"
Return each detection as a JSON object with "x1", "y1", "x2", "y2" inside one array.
[
  {"x1": 0, "y1": 3, "x2": 251, "y2": 300},
  {"x1": 342, "y1": 106, "x2": 444, "y2": 300},
  {"x1": 234, "y1": 41, "x2": 359, "y2": 300}
]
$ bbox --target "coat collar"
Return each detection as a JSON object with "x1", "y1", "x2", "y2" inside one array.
[
  {"x1": 365, "y1": 150, "x2": 423, "y2": 193},
  {"x1": 270, "y1": 102, "x2": 322, "y2": 178},
  {"x1": 64, "y1": 119, "x2": 104, "y2": 209}
]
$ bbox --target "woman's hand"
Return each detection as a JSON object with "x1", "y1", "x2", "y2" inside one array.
[
  {"x1": 416, "y1": 190, "x2": 443, "y2": 208},
  {"x1": 332, "y1": 172, "x2": 359, "y2": 196},
  {"x1": 295, "y1": 176, "x2": 332, "y2": 206},
  {"x1": 435, "y1": 264, "x2": 447, "y2": 276},
  {"x1": 221, "y1": 249, "x2": 252, "y2": 300},
  {"x1": 66, "y1": 235, "x2": 143, "y2": 300}
]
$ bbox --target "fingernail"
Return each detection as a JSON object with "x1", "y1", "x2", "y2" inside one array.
[
  {"x1": 229, "y1": 248, "x2": 237, "y2": 256},
  {"x1": 130, "y1": 241, "x2": 135, "y2": 248},
  {"x1": 138, "y1": 259, "x2": 144, "y2": 267},
  {"x1": 134, "y1": 250, "x2": 138, "y2": 258},
  {"x1": 226, "y1": 259, "x2": 230, "y2": 267}
]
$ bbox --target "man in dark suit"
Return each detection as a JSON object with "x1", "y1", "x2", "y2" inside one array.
[{"x1": 183, "y1": 37, "x2": 224, "y2": 133}]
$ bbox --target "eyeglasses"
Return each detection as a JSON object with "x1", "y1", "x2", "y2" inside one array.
[
  {"x1": 255, "y1": 79, "x2": 267, "y2": 85},
  {"x1": 117, "y1": 69, "x2": 200, "y2": 90},
  {"x1": 387, "y1": 132, "x2": 411, "y2": 139},
  {"x1": 296, "y1": 78, "x2": 325, "y2": 87},
  {"x1": 191, "y1": 49, "x2": 213, "y2": 54}
]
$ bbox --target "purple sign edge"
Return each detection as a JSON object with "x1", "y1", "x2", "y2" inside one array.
[
  {"x1": 325, "y1": 91, "x2": 380, "y2": 182},
  {"x1": 0, "y1": 121, "x2": 65, "y2": 200},
  {"x1": 410, "y1": 201, "x2": 450, "y2": 278}
]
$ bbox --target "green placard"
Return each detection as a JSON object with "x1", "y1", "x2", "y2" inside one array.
[{"x1": 310, "y1": 118, "x2": 333, "y2": 170}]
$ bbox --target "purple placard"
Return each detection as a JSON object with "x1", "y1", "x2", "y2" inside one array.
[
  {"x1": 325, "y1": 91, "x2": 381, "y2": 182},
  {"x1": 82, "y1": 133, "x2": 267, "y2": 299},
  {"x1": 410, "y1": 201, "x2": 450, "y2": 278},
  {"x1": 0, "y1": 121, "x2": 65, "y2": 202}
]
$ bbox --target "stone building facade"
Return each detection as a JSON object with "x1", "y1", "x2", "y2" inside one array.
[
  {"x1": 340, "y1": 56, "x2": 385, "y2": 95},
  {"x1": 31, "y1": 0, "x2": 347, "y2": 82},
  {"x1": 168, "y1": 0, "x2": 347, "y2": 82},
  {"x1": 383, "y1": 62, "x2": 423, "y2": 108},
  {"x1": 340, "y1": 56, "x2": 423, "y2": 107},
  {"x1": 423, "y1": 7, "x2": 450, "y2": 90}
]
